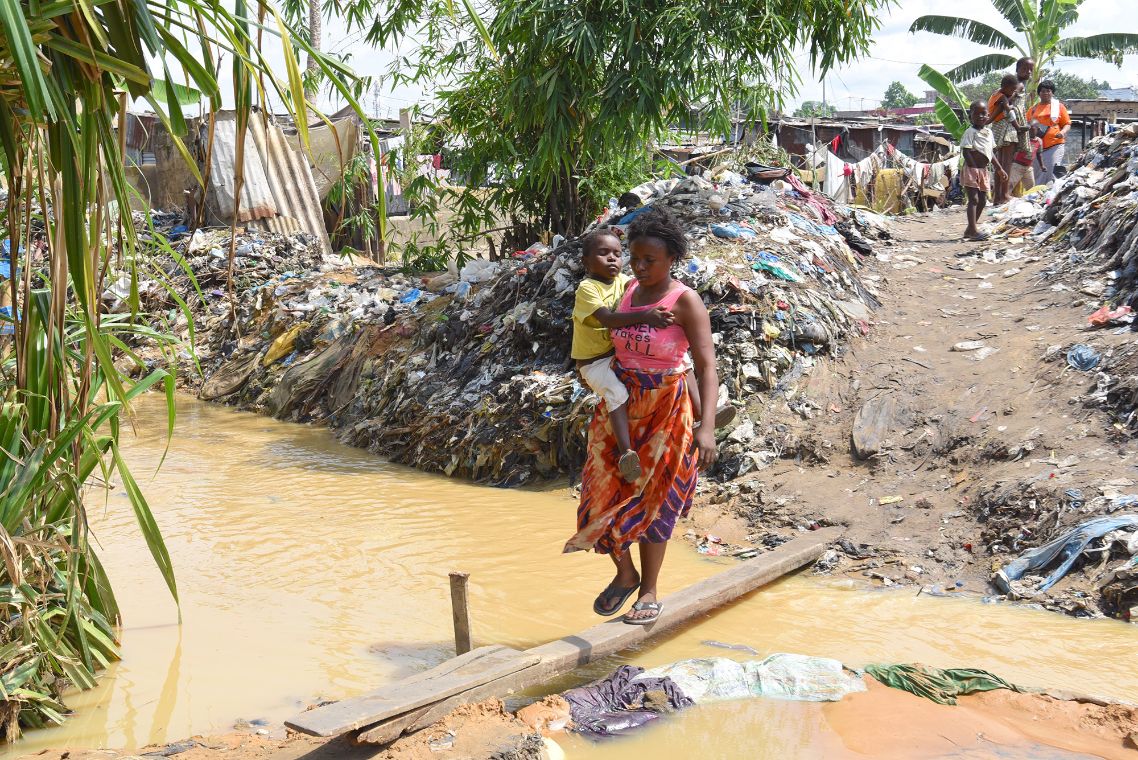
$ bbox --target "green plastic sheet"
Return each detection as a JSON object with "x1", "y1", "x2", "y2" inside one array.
[{"x1": 865, "y1": 663, "x2": 1019, "y2": 706}]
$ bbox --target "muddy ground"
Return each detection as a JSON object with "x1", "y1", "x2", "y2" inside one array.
[
  {"x1": 19, "y1": 205, "x2": 1138, "y2": 760},
  {"x1": 689, "y1": 205, "x2": 1138, "y2": 619},
  {"x1": 23, "y1": 683, "x2": 1138, "y2": 760}
]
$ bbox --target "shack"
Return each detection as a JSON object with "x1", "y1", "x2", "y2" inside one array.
[
  {"x1": 769, "y1": 118, "x2": 954, "y2": 166},
  {"x1": 119, "y1": 108, "x2": 423, "y2": 260}
]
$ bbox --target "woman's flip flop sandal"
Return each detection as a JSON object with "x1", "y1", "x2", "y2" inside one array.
[
  {"x1": 624, "y1": 600, "x2": 662, "y2": 625},
  {"x1": 593, "y1": 581, "x2": 640, "y2": 617}
]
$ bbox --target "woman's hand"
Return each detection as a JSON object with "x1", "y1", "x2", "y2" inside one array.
[{"x1": 691, "y1": 427, "x2": 718, "y2": 470}]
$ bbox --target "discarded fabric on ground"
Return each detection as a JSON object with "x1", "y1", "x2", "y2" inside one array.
[
  {"x1": 639, "y1": 653, "x2": 866, "y2": 703},
  {"x1": 561, "y1": 665, "x2": 693, "y2": 738},
  {"x1": 865, "y1": 663, "x2": 1018, "y2": 706}
]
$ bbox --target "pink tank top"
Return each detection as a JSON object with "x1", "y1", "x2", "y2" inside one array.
[{"x1": 611, "y1": 281, "x2": 691, "y2": 372}]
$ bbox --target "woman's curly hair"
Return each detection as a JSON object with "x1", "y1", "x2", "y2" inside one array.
[{"x1": 626, "y1": 207, "x2": 688, "y2": 261}]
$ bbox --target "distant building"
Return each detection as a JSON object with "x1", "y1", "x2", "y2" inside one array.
[{"x1": 1098, "y1": 87, "x2": 1138, "y2": 101}]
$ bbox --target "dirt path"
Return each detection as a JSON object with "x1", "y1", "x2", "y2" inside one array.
[{"x1": 696, "y1": 205, "x2": 1137, "y2": 615}]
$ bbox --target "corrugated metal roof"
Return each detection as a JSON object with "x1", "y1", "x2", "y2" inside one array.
[
  {"x1": 1099, "y1": 88, "x2": 1138, "y2": 102},
  {"x1": 207, "y1": 112, "x2": 331, "y2": 255}
]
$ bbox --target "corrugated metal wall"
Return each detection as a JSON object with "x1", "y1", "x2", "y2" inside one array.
[{"x1": 207, "y1": 112, "x2": 332, "y2": 255}]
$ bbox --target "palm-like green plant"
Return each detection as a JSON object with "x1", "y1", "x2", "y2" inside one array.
[
  {"x1": 911, "y1": 0, "x2": 1138, "y2": 138},
  {"x1": 0, "y1": 0, "x2": 379, "y2": 739}
]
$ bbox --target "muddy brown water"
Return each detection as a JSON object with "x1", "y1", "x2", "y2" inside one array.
[{"x1": 7, "y1": 397, "x2": 1137, "y2": 759}]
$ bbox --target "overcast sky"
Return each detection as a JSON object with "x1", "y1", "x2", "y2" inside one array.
[{"x1": 202, "y1": 0, "x2": 1137, "y2": 118}]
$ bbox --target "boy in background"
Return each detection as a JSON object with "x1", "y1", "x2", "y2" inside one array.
[{"x1": 961, "y1": 101, "x2": 1005, "y2": 242}]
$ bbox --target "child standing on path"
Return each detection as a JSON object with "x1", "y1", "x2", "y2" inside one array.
[
  {"x1": 572, "y1": 229, "x2": 674, "y2": 482},
  {"x1": 987, "y1": 74, "x2": 1029, "y2": 204},
  {"x1": 961, "y1": 101, "x2": 1005, "y2": 242},
  {"x1": 1008, "y1": 127, "x2": 1044, "y2": 195}
]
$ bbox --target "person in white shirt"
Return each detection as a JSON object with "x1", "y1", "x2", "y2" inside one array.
[{"x1": 960, "y1": 101, "x2": 1005, "y2": 241}]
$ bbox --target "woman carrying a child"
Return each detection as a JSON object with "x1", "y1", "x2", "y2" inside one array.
[{"x1": 564, "y1": 208, "x2": 719, "y2": 626}]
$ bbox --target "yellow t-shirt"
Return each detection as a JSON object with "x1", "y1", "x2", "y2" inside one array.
[{"x1": 571, "y1": 273, "x2": 630, "y2": 360}]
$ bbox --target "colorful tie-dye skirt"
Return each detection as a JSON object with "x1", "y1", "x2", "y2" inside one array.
[{"x1": 564, "y1": 364, "x2": 697, "y2": 556}]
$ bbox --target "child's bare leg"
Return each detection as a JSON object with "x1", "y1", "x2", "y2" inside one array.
[
  {"x1": 965, "y1": 189, "x2": 980, "y2": 237},
  {"x1": 685, "y1": 369, "x2": 702, "y2": 420},
  {"x1": 609, "y1": 403, "x2": 632, "y2": 454}
]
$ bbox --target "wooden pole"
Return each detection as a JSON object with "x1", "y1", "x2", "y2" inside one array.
[{"x1": 449, "y1": 572, "x2": 472, "y2": 656}]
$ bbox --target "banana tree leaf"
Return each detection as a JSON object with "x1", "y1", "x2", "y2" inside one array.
[
  {"x1": 935, "y1": 99, "x2": 968, "y2": 141},
  {"x1": 1058, "y1": 33, "x2": 1138, "y2": 59},
  {"x1": 151, "y1": 78, "x2": 203, "y2": 108},
  {"x1": 918, "y1": 64, "x2": 971, "y2": 111},
  {"x1": 909, "y1": 15, "x2": 1019, "y2": 51},
  {"x1": 945, "y1": 53, "x2": 1019, "y2": 84}
]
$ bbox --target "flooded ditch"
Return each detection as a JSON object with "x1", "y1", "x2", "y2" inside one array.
[{"x1": 7, "y1": 396, "x2": 1137, "y2": 759}]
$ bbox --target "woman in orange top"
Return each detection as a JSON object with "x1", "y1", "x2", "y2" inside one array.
[{"x1": 1027, "y1": 80, "x2": 1071, "y2": 185}]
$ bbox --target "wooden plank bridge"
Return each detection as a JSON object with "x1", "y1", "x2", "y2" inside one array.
[{"x1": 286, "y1": 526, "x2": 840, "y2": 746}]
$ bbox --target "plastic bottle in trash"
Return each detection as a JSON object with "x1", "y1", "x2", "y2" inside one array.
[
  {"x1": 608, "y1": 198, "x2": 620, "y2": 215},
  {"x1": 756, "y1": 185, "x2": 776, "y2": 208},
  {"x1": 455, "y1": 280, "x2": 471, "y2": 301}
]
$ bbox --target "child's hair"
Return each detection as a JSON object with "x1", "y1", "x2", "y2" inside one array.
[
  {"x1": 1000, "y1": 73, "x2": 1019, "y2": 91},
  {"x1": 581, "y1": 227, "x2": 620, "y2": 258},
  {"x1": 627, "y1": 207, "x2": 687, "y2": 260},
  {"x1": 617, "y1": 192, "x2": 642, "y2": 210}
]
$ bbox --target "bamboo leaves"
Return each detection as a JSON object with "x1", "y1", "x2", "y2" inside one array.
[{"x1": 0, "y1": 0, "x2": 374, "y2": 738}]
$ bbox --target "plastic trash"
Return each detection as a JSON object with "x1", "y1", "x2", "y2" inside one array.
[
  {"x1": 459, "y1": 259, "x2": 500, "y2": 283},
  {"x1": 399, "y1": 288, "x2": 422, "y2": 304},
  {"x1": 0, "y1": 305, "x2": 17, "y2": 336},
  {"x1": 639, "y1": 654, "x2": 865, "y2": 704},
  {"x1": 752, "y1": 252, "x2": 804, "y2": 283},
  {"x1": 994, "y1": 514, "x2": 1138, "y2": 596},
  {"x1": 639, "y1": 658, "x2": 751, "y2": 702},
  {"x1": 711, "y1": 223, "x2": 757, "y2": 240},
  {"x1": 951, "y1": 341, "x2": 986, "y2": 352},
  {"x1": 1088, "y1": 304, "x2": 1132, "y2": 327},
  {"x1": 1066, "y1": 343, "x2": 1101, "y2": 371},
  {"x1": 562, "y1": 665, "x2": 693, "y2": 737}
]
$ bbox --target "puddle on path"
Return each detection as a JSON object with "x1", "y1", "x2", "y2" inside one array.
[{"x1": 7, "y1": 396, "x2": 1136, "y2": 758}]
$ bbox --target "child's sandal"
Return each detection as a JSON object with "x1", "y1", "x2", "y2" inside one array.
[{"x1": 618, "y1": 450, "x2": 642, "y2": 482}]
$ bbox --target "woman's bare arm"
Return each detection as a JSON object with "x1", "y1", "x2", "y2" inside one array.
[{"x1": 674, "y1": 289, "x2": 718, "y2": 467}]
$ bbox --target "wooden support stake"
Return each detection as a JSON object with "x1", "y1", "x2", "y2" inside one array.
[{"x1": 449, "y1": 572, "x2": 472, "y2": 656}]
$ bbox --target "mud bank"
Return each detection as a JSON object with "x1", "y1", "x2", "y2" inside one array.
[{"x1": 23, "y1": 680, "x2": 1138, "y2": 760}]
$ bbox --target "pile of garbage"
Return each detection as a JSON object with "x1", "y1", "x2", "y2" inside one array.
[
  {"x1": 993, "y1": 124, "x2": 1138, "y2": 433},
  {"x1": 135, "y1": 225, "x2": 438, "y2": 404},
  {"x1": 143, "y1": 165, "x2": 889, "y2": 486},
  {"x1": 976, "y1": 474, "x2": 1138, "y2": 618}
]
